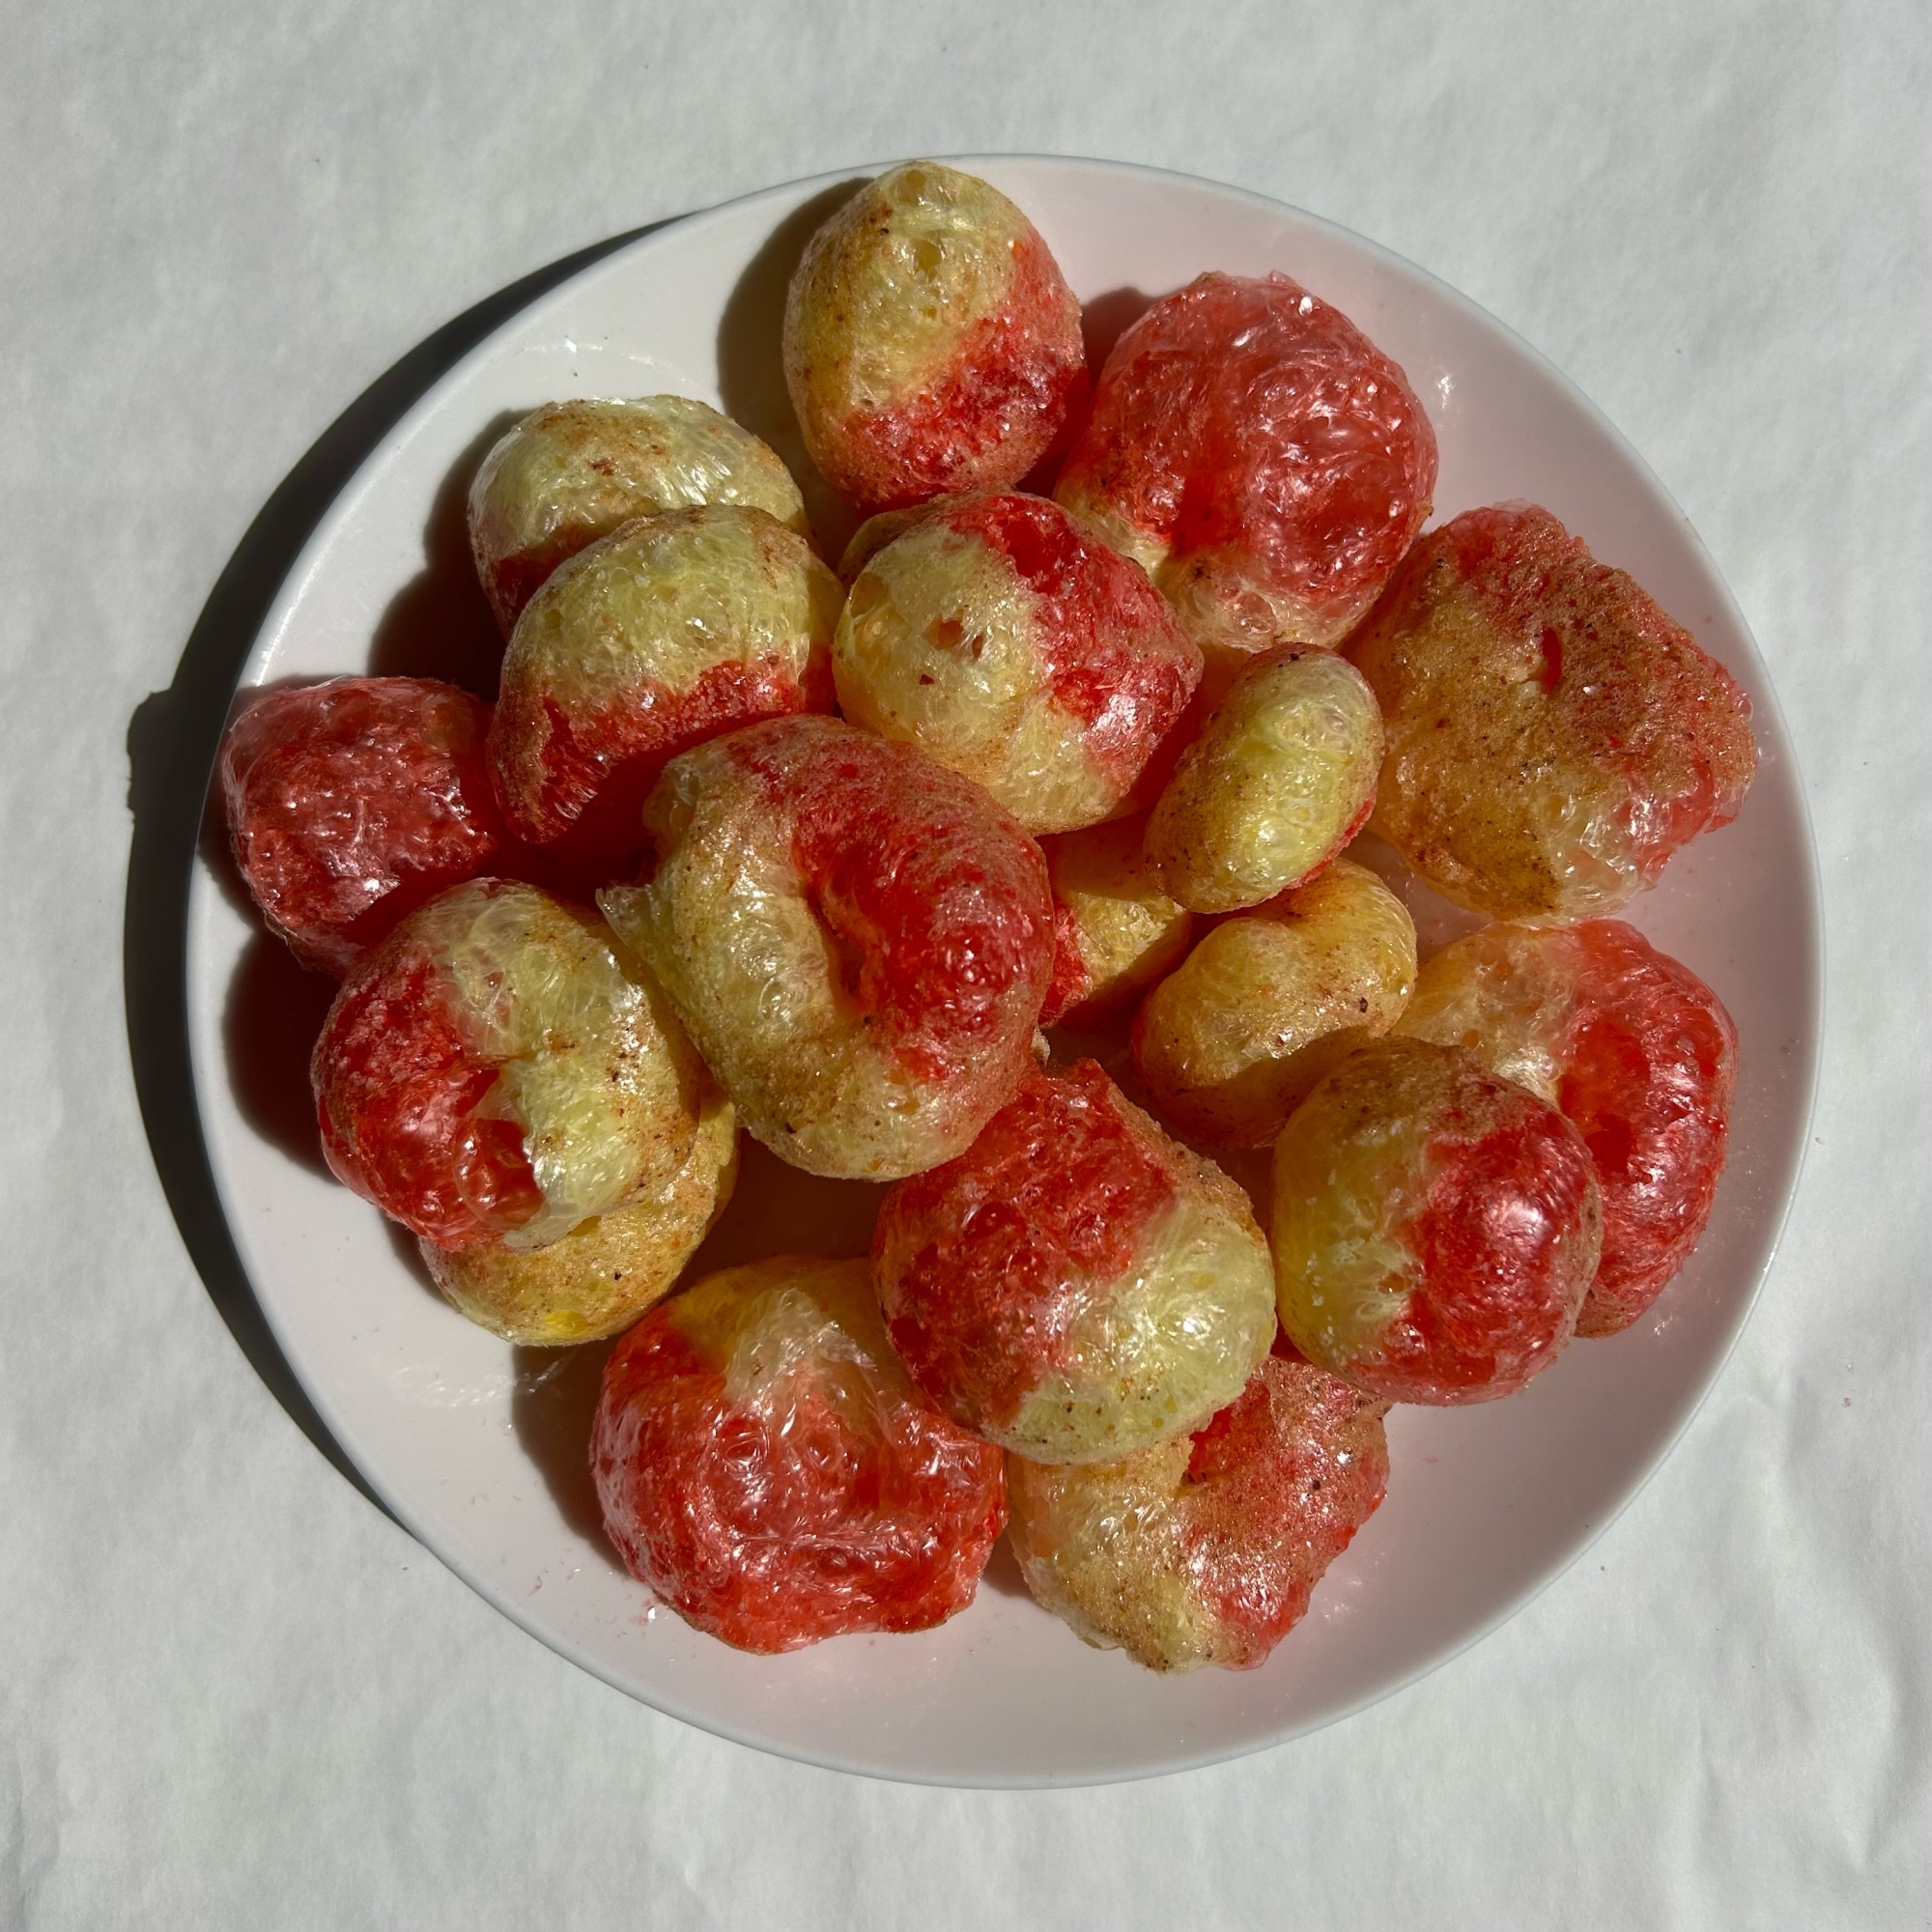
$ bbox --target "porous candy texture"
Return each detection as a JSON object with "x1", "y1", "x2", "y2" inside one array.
[
  {"x1": 1131, "y1": 858, "x2": 1417, "y2": 1150},
  {"x1": 1396, "y1": 921, "x2": 1739, "y2": 1335},
  {"x1": 1348, "y1": 502, "x2": 1758, "y2": 923},
  {"x1": 489, "y1": 504, "x2": 842, "y2": 871},
  {"x1": 468, "y1": 395, "x2": 810, "y2": 635},
  {"x1": 591, "y1": 1256, "x2": 1007, "y2": 1653},
  {"x1": 1008, "y1": 1337, "x2": 1389, "y2": 1672},
  {"x1": 835, "y1": 492, "x2": 1203, "y2": 833},
  {"x1": 1054, "y1": 271, "x2": 1436, "y2": 681},
  {"x1": 1037, "y1": 813, "x2": 1194, "y2": 1028},
  {"x1": 598, "y1": 717, "x2": 1054, "y2": 1180},
  {"x1": 313, "y1": 879, "x2": 703, "y2": 1251},
  {"x1": 1271, "y1": 1037, "x2": 1603, "y2": 1404},
  {"x1": 872, "y1": 1061, "x2": 1277, "y2": 1463},
  {"x1": 1145, "y1": 647, "x2": 1382, "y2": 914},
  {"x1": 783, "y1": 162, "x2": 1088, "y2": 514},
  {"x1": 421, "y1": 1089, "x2": 739, "y2": 1345},
  {"x1": 221, "y1": 678, "x2": 505, "y2": 977}
]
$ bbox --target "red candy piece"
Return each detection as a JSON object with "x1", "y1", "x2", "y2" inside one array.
[
  {"x1": 592, "y1": 1257, "x2": 1008, "y2": 1653},
  {"x1": 1056, "y1": 272, "x2": 1436, "y2": 674},
  {"x1": 220, "y1": 678, "x2": 504, "y2": 975},
  {"x1": 1273, "y1": 1039, "x2": 1604, "y2": 1404},
  {"x1": 1399, "y1": 921, "x2": 1740, "y2": 1335}
]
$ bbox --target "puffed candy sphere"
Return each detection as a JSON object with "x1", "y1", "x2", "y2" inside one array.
[
  {"x1": 468, "y1": 395, "x2": 810, "y2": 635},
  {"x1": 1007, "y1": 1337, "x2": 1389, "y2": 1672},
  {"x1": 782, "y1": 161, "x2": 1088, "y2": 515},
  {"x1": 1055, "y1": 271, "x2": 1436, "y2": 690},
  {"x1": 312, "y1": 878, "x2": 705, "y2": 1252},
  {"x1": 488, "y1": 503, "x2": 841, "y2": 872},
  {"x1": 420, "y1": 1088, "x2": 738, "y2": 1345},
  {"x1": 872, "y1": 1061, "x2": 1278, "y2": 1464},
  {"x1": 598, "y1": 717, "x2": 1054, "y2": 1180},
  {"x1": 1144, "y1": 647, "x2": 1382, "y2": 914},
  {"x1": 1272, "y1": 1037, "x2": 1602, "y2": 1404},
  {"x1": 1038, "y1": 813, "x2": 1195, "y2": 1028},
  {"x1": 1132, "y1": 859, "x2": 1416, "y2": 1150},
  {"x1": 1348, "y1": 502, "x2": 1758, "y2": 923},
  {"x1": 835, "y1": 492, "x2": 1202, "y2": 834},
  {"x1": 221, "y1": 677, "x2": 506, "y2": 976},
  {"x1": 591, "y1": 1256, "x2": 1008, "y2": 1654},
  {"x1": 1396, "y1": 921, "x2": 1738, "y2": 1336}
]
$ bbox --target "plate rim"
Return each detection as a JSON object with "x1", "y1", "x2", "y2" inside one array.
[{"x1": 179, "y1": 153, "x2": 1825, "y2": 1788}]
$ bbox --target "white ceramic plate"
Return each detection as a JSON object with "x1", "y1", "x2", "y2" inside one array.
[{"x1": 186, "y1": 156, "x2": 1819, "y2": 1787}]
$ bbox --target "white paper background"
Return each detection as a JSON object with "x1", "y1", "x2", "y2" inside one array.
[{"x1": 3, "y1": 2, "x2": 1926, "y2": 1925}]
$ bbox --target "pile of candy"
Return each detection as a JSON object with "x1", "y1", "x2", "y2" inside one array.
[{"x1": 221, "y1": 162, "x2": 1753, "y2": 1672}]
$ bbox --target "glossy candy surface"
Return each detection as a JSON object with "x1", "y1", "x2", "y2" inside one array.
[
  {"x1": 599, "y1": 717, "x2": 1054, "y2": 1180},
  {"x1": 1038, "y1": 813, "x2": 1194, "y2": 1028},
  {"x1": 489, "y1": 504, "x2": 841, "y2": 871},
  {"x1": 836, "y1": 492, "x2": 1201, "y2": 833},
  {"x1": 468, "y1": 396, "x2": 810, "y2": 635},
  {"x1": 1133, "y1": 859, "x2": 1416, "y2": 1149},
  {"x1": 1397, "y1": 921, "x2": 1738, "y2": 1335},
  {"x1": 1272, "y1": 1037, "x2": 1602, "y2": 1404},
  {"x1": 421, "y1": 1089, "x2": 738, "y2": 1344},
  {"x1": 312, "y1": 879, "x2": 704, "y2": 1251},
  {"x1": 1349, "y1": 502, "x2": 1758, "y2": 923},
  {"x1": 220, "y1": 677, "x2": 505, "y2": 976},
  {"x1": 1145, "y1": 647, "x2": 1382, "y2": 913},
  {"x1": 591, "y1": 1256, "x2": 1008, "y2": 1654},
  {"x1": 1008, "y1": 1337, "x2": 1389, "y2": 1672},
  {"x1": 873, "y1": 1061, "x2": 1277, "y2": 1463},
  {"x1": 1055, "y1": 270, "x2": 1435, "y2": 688},
  {"x1": 783, "y1": 162, "x2": 1087, "y2": 514}
]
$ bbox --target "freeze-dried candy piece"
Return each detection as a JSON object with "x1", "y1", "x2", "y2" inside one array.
[
  {"x1": 1132, "y1": 859, "x2": 1416, "y2": 1149},
  {"x1": 488, "y1": 504, "x2": 841, "y2": 872},
  {"x1": 1056, "y1": 271, "x2": 1436, "y2": 688},
  {"x1": 1348, "y1": 502, "x2": 1758, "y2": 923},
  {"x1": 468, "y1": 395, "x2": 810, "y2": 635},
  {"x1": 1038, "y1": 813, "x2": 1195, "y2": 1028},
  {"x1": 873, "y1": 1061, "x2": 1277, "y2": 1464},
  {"x1": 1396, "y1": 921, "x2": 1738, "y2": 1335},
  {"x1": 835, "y1": 492, "x2": 1201, "y2": 834},
  {"x1": 1144, "y1": 647, "x2": 1382, "y2": 913},
  {"x1": 312, "y1": 879, "x2": 704, "y2": 1251},
  {"x1": 421, "y1": 1089, "x2": 738, "y2": 1344},
  {"x1": 783, "y1": 162, "x2": 1088, "y2": 514},
  {"x1": 1272, "y1": 1037, "x2": 1602, "y2": 1404},
  {"x1": 599, "y1": 717, "x2": 1053, "y2": 1180},
  {"x1": 220, "y1": 677, "x2": 505, "y2": 976},
  {"x1": 592, "y1": 1256, "x2": 1007, "y2": 1653},
  {"x1": 1008, "y1": 1338, "x2": 1389, "y2": 1672}
]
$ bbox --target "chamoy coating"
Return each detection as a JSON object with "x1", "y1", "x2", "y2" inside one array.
[
  {"x1": 220, "y1": 678, "x2": 506, "y2": 976},
  {"x1": 488, "y1": 504, "x2": 842, "y2": 872},
  {"x1": 421, "y1": 1088, "x2": 738, "y2": 1344},
  {"x1": 598, "y1": 717, "x2": 1054, "y2": 1180},
  {"x1": 1055, "y1": 271, "x2": 1436, "y2": 688},
  {"x1": 312, "y1": 879, "x2": 704, "y2": 1251},
  {"x1": 1145, "y1": 647, "x2": 1382, "y2": 913},
  {"x1": 1008, "y1": 1337, "x2": 1389, "y2": 1671},
  {"x1": 1133, "y1": 859, "x2": 1416, "y2": 1149},
  {"x1": 873, "y1": 1061, "x2": 1277, "y2": 1463},
  {"x1": 1271, "y1": 1037, "x2": 1602, "y2": 1403},
  {"x1": 591, "y1": 1256, "x2": 1007, "y2": 1653},
  {"x1": 835, "y1": 493, "x2": 1202, "y2": 833},
  {"x1": 783, "y1": 162, "x2": 1088, "y2": 514},
  {"x1": 468, "y1": 396, "x2": 810, "y2": 635},
  {"x1": 1396, "y1": 921, "x2": 1738, "y2": 1335},
  {"x1": 1038, "y1": 813, "x2": 1195, "y2": 1028},
  {"x1": 1348, "y1": 502, "x2": 1758, "y2": 922}
]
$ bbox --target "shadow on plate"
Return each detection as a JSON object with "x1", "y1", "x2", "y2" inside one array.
[{"x1": 124, "y1": 217, "x2": 668, "y2": 1519}]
